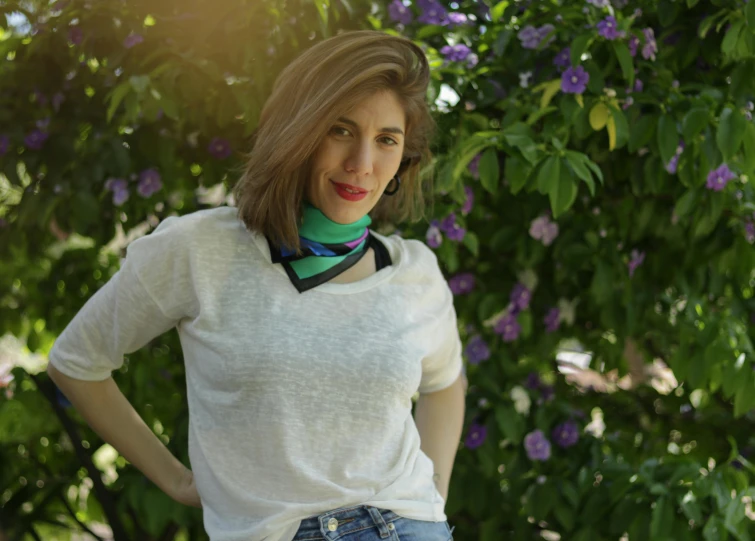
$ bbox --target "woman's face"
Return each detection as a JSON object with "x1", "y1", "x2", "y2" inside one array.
[{"x1": 306, "y1": 90, "x2": 406, "y2": 225}]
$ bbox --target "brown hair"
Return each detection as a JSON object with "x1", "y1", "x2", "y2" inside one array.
[{"x1": 232, "y1": 30, "x2": 436, "y2": 252}]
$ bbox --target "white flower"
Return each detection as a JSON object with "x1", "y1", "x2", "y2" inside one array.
[
  {"x1": 510, "y1": 386, "x2": 531, "y2": 415},
  {"x1": 519, "y1": 71, "x2": 533, "y2": 88},
  {"x1": 557, "y1": 298, "x2": 579, "y2": 326}
]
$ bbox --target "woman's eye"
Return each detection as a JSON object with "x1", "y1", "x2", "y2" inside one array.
[
  {"x1": 379, "y1": 137, "x2": 398, "y2": 146},
  {"x1": 331, "y1": 126, "x2": 350, "y2": 136}
]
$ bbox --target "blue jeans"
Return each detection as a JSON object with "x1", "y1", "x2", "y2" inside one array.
[{"x1": 292, "y1": 504, "x2": 455, "y2": 540}]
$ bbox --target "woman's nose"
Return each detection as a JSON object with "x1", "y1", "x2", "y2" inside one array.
[{"x1": 344, "y1": 142, "x2": 374, "y2": 176}]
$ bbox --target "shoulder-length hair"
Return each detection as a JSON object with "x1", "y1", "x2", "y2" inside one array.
[{"x1": 232, "y1": 30, "x2": 436, "y2": 252}]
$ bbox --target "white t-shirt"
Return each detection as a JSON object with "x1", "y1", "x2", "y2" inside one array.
[{"x1": 48, "y1": 206, "x2": 464, "y2": 541}]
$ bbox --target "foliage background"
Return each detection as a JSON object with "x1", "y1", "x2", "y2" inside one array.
[{"x1": 1, "y1": 0, "x2": 755, "y2": 539}]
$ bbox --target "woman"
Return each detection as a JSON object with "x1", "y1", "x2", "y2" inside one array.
[{"x1": 47, "y1": 30, "x2": 465, "y2": 541}]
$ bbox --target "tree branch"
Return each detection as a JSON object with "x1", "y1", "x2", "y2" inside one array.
[{"x1": 28, "y1": 371, "x2": 129, "y2": 541}]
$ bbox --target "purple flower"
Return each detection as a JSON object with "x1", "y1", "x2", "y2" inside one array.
[
  {"x1": 706, "y1": 164, "x2": 736, "y2": 191},
  {"x1": 553, "y1": 47, "x2": 571, "y2": 70},
  {"x1": 465, "y1": 421, "x2": 487, "y2": 449},
  {"x1": 744, "y1": 221, "x2": 754, "y2": 244},
  {"x1": 440, "y1": 213, "x2": 465, "y2": 241},
  {"x1": 540, "y1": 385, "x2": 555, "y2": 402},
  {"x1": 68, "y1": 26, "x2": 83, "y2": 45},
  {"x1": 642, "y1": 28, "x2": 657, "y2": 60},
  {"x1": 518, "y1": 25, "x2": 541, "y2": 49},
  {"x1": 538, "y1": 24, "x2": 556, "y2": 48},
  {"x1": 426, "y1": 220, "x2": 442, "y2": 248},
  {"x1": 494, "y1": 313, "x2": 521, "y2": 342},
  {"x1": 36, "y1": 118, "x2": 51, "y2": 131},
  {"x1": 0, "y1": 135, "x2": 9, "y2": 156},
  {"x1": 524, "y1": 430, "x2": 552, "y2": 461},
  {"x1": 552, "y1": 420, "x2": 580, "y2": 448},
  {"x1": 462, "y1": 186, "x2": 474, "y2": 216},
  {"x1": 628, "y1": 249, "x2": 645, "y2": 277},
  {"x1": 628, "y1": 35, "x2": 640, "y2": 57},
  {"x1": 597, "y1": 16, "x2": 622, "y2": 40},
  {"x1": 468, "y1": 154, "x2": 481, "y2": 179},
  {"x1": 666, "y1": 155, "x2": 679, "y2": 174},
  {"x1": 447, "y1": 12, "x2": 469, "y2": 27},
  {"x1": 137, "y1": 168, "x2": 162, "y2": 198},
  {"x1": 634, "y1": 79, "x2": 643, "y2": 92},
  {"x1": 544, "y1": 307, "x2": 560, "y2": 332},
  {"x1": 440, "y1": 44, "x2": 472, "y2": 63},
  {"x1": 208, "y1": 137, "x2": 232, "y2": 160},
  {"x1": 388, "y1": 0, "x2": 413, "y2": 25},
  {"x1": 124, "y1": 34, "x2": 144, "y2": 48},
  {"x1": 449, "y1": 272, "x2": 476, "y2": 295},
  {"x1": 561, "y1": 66, "x2": 589, "y2": 94},
  {"x1": 525, "y1": 372, "x2": 541, "y2": 390},
  {"x1": 24, "y1": 130, "x2": 48, "y2": 150},
  {"x1": 465, "y1": 335, "x2": 491, "y2": 364},
  {"x1": 417, "y1": 0, "x2": 448, "y2": 25},
  {"x1": 105, "y1": 178, "x2": 129, "y2": 206},
  {"x1": 623, "y1": 96, "x2": 634, "y2": 110},
  {"x1": 510, "y1": 283, "x2": 532, "y2": 311}
]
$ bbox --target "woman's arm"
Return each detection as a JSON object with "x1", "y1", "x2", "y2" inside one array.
[
  {"x1": 414, "y1": 372, "x2": 467, "y2": 501},
  {"x1": 47, "y1": 363, "x2": 201, "y2": 508}
]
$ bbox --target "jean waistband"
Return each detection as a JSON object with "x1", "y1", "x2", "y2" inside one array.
[{"x1": 295, "y1": 505, "x2": 401, "y2": 540}]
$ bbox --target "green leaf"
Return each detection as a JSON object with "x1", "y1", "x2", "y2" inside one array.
[
  {"x1": 682, "y1": 108, "x2": 710, "y2": 142},
  {"x1": 687, "y1": 0, "x2": 700, "y2": 6},
  {"x1": 479, "y1": 148, "x2": 500, "y2": 195},
  {"x1": 743, "y1": 123, "x2": 755, "y2": 173},
  {"x1": 650, "y1": 496, "x2": 674, "y2": 540},
  {"x1": 495, "y1": 405, "x2": 524, "y2": 444},
  {"x1": 518, "y1": 310, "x2": 533, "y2": 339},
  {"x1": 491, "y1": 1, "x2": 509, "y2": 23},
  {"x1": 584, "y1": 158, "x2": 604, "y2": 184},
  {"x1": 570, "y1": 34, "x2": 592, "y2": 66},
  {"x1": 564, "y1": 151, "x2": 596, "y2": 196},
  {"x1": 747, "y1": 0, "x2": 755, "y2": 31},
  {"x1": 503, "y1": 132, "x2": 539, "y2": 164},
  {"x1": 629, "y1": 115, "x2": 656, "y2": 154},
  {"x1": 734, "y1": 373, "x2": 755, "y2": 417},
  {"x1": 589, "y1": 103, "x2": 610, "y2": 131},
  {"x1": 106, "y1": 82, "x2": 132, "y2": 123},
  {"x1": 505, "y1": 155, "x2": 531, "y2": 194},
  {"x1": 722, "y1": 20, "x2": 744, "y2": 56},
  {"x1": 554, "y1": 501, "x2": 575, "y2": 532},
  {"x1": 606, "y1": 104, "x2": 630, "y2": 150},
  {"x1": 537, "y1": 155, "x2": 560, "y2": 195},
  {"x1": 612, "y1": 41, "x2": 634, "y2": 89},
  {"x1": 717, "y1": 107, "x2": 747, "y2": 161},
  {"x1": 462, "y1": 231, "x2": 480, "y2": 257},
  {"x1": 549, "y1": 162, "x2": 578, "y2": 218},
  {"x1": 657, "y1": 115, "x2": 679, "y2": 165}
]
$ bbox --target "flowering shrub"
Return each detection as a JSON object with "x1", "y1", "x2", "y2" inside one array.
[
  {"x1": 384, "y1": 0, "x2": 755, "y2": 538},
  {"x1": 2, "y1": 0, "x2": 755, "y2": 539}
]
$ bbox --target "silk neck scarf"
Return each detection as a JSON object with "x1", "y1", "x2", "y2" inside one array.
[{"x1": 266, "y1": 201, "x2": 373, "y2": 293}]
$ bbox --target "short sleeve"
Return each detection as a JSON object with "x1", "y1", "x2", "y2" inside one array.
[
  {"x1": 48, "y1": 216, "x2": 197, "y2": 381},
  {"x1": 418, "y1": 279, "x2": 464, "y2": 394}
]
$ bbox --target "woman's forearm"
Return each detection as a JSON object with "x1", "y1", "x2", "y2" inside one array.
[
  {"x1": 414, "y1": 373, "x2": 467, "y2": 501},
  {"x1": 46, "y1": 363, "x2": 187, "y2": 497}
]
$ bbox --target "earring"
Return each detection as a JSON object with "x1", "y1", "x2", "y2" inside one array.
[{"x1": 384, "y1": 175, "x2": 401, "y2": 196}]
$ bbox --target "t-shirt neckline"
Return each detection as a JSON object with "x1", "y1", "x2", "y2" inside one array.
[{"x1": 248, "y1": 228, "x2": 401, "y2": 295}]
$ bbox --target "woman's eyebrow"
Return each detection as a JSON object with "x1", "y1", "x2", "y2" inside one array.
[{"x1": 336, "y1": 117, "x2": 405, "y2": 136}]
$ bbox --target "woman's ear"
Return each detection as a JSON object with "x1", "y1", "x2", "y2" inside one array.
[{"x1": 397, "y1": 155, "x2": 420, "y2": 175}]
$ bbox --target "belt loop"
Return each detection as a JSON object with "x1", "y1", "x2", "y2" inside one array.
[{"x1": 366, "y1": 506, "x2": 391, "y2": 538}]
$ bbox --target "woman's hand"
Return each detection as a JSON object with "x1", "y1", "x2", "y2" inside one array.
[{"x1": 169, "y1": 466, "x2": 202, "y2": 508}]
